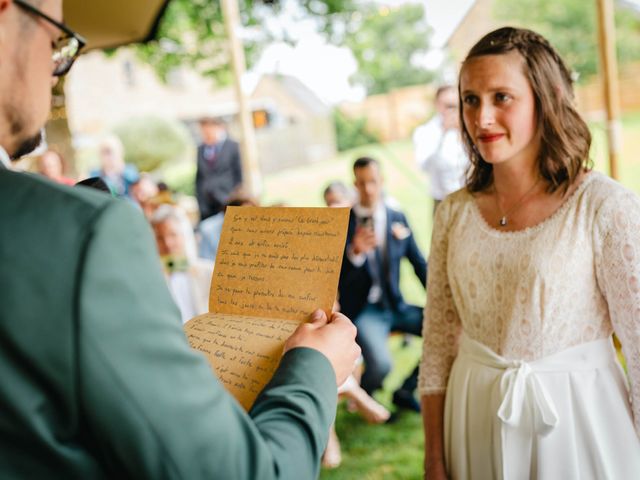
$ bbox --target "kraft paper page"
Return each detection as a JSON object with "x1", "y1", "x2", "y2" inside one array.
[{"x1": 184, "y1": 206, "x2": 349, "y2": 411}]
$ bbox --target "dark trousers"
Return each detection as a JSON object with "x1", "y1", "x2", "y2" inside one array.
[{"x1": 354, "y1": 303, "x2": 423, "y2": 395}]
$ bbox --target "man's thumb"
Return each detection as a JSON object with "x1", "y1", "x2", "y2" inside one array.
[{"x1": 308, "y1": 309, "x2": 328, "y2": 328}]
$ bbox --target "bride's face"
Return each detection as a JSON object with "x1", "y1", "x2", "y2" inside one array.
[{"x1": 460, "y1": 51, "x2": 541, "y2": 172}]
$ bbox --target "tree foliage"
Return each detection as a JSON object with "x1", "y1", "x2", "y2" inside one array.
[
  {"x1": 493, "y1": 0, "x2": 640, "y2": 81},
  {"x1": 333, "y1": 108, "x2": 380, "y2": 151},
  {"x1": 136, "y1": 0, "x2": 433, "y2": 95},
  {"x1": 343, "y1": 3, "x2": 433, "y2": 95},
  {"x1": 136, "y1": 0, "x2": 358, "y2": 85},
  {"x1": 113, "y1": 115, "x2": 194, "y2": 172}
]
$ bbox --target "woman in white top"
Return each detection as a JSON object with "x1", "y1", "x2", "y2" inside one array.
[{"x1": 419, "y1": 27, "x2": 640, "y2": 479}]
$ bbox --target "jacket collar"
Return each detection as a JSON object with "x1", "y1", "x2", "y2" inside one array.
[{"x1": 0, "y1": 145, "x2": 10, "y2": 169}]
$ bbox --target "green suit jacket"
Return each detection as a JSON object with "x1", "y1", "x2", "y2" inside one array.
[{"x1": 0, "y1": 167, "x2": 337, "y2": 479}]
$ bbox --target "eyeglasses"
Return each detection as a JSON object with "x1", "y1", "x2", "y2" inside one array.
[{"x1": 14, "y1": 0, "x2": 86, "y2": 77}]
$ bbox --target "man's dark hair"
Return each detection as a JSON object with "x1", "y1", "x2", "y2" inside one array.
[
  {"x1": 10, "y1": 132, "x2": 42, "y2": 159},
  {"x1": 353, "y1": 156, "x2": 380, "y2": 172},
  {"x1": 222, "y1": 188, "x2": 258, "y2": 212},
  {"x1": 75, "y1": 177, "x2": 112, "y2": 195}
]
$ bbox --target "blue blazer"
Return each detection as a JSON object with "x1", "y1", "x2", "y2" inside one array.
[{"x1": 338, "y1": 206, "x2": 427, "y2": 320}]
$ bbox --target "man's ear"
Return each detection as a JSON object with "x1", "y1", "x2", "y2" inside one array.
[
  {"x1": 0, "y1": 0, "x2": 14, "y2": 37},
  {"x1": 0, "y1": 0, "x2": 13, "y2": 17},
  {"x1": 0, "y1": 0, "x2": 11, "y2": 48}
]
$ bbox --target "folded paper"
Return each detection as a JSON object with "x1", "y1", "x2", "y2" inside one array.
[{"x1": 184, "y1": 207, "x2": 349, "y2": 410}]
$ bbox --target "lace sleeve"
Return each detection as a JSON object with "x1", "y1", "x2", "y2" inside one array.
[
  {"x1": 418, "y1": 198, "x2": 462, "y2": 395},
  {"x1": 594, "y1": 188, "x2": 640, "y2": 435}
]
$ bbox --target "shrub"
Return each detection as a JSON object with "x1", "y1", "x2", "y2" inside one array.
[
  {"x1": 333, "y1": 109, "x2": 380, "y2": 151},
  {"x1": 112, "y1": 115, "x2": 195, "y2": 172}
]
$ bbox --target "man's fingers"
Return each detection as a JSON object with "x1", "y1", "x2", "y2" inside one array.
[
  {"x1": 329, "y1": 312, "x2": 350, "y2": 325},
  {"x1": 307, "y1": 309, "x2": 328, "y2": 328},
  {"x1": 328, "y1": 313, "x2": 358, "y2": 337}
]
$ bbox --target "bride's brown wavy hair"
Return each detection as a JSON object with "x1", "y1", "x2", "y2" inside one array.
[{"x1": 460, "y1": 27, "x2": 592, "y2": 194}]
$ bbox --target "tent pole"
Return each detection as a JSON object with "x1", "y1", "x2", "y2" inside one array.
[
  {"x1": 595, "y1": 0, "x2": 622, "y2": 180},
  {"x1": 221, "y1": 0, "x2": 262, "y2": 197}
]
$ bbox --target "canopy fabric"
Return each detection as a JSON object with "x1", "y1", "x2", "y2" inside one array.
[{"x1": 63, "y1": 0, "x2": 170, "y2": 51}]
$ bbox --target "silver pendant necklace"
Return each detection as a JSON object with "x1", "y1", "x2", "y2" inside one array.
[{"x1": 495, "y1": 178, "x2": 541, "y2": 227}]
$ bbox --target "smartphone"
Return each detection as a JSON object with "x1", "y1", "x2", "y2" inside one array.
[{"x1": 357, "y1": 215, "x2": 374, "y2": 230}]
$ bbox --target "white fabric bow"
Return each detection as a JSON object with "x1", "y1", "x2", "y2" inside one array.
[{"x1": 498, "y1": 360, "x2": 559, "y2": 436}]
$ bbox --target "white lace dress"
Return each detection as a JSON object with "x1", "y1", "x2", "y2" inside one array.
[{"x1": 419, "y1": 172, "x2": 640, "y2": 480}]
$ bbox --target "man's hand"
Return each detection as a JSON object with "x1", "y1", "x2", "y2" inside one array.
[
  {"x1": 351, "y1": 226, "x2": 376, "y2": 255},
  {"x1": 284, "y1": 310, "x2": 360, "y2": 386}
]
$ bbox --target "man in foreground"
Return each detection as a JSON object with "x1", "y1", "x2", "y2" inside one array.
[{"x1": 0, "y1": 1, "x2": 360, "y2": 477}]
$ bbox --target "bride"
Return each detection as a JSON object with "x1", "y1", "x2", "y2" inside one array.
[{"x1": 419, "y1": 26, "x2": 640, "y2": 479}]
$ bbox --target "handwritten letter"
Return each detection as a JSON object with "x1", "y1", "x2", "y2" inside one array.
[{"x1": 184, "y1": 207, "x2": 349, "y2": 410}]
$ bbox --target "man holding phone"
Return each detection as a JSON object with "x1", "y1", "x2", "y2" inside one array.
[{"x1": 338, "y1": 157, "x2": 427, "y2": 412}]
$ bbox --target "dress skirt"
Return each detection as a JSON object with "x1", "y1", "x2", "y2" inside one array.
[{"x1": 444, "y1": 334, "x2": 640, "y2": 480}]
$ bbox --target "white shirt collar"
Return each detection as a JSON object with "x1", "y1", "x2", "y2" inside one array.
[
  {"x1": 0, "y1": 145, "x2": 10, "y2": 169},
  {"x1": 353, "y1": 201, "x2": 385, "y2": 219}
]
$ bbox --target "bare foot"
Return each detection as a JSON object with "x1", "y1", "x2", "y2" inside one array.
[
  {"x1": 339, "y1": 376, "x2": 390, "y2": 423},
  {"x1": 351, "y1": 388, "x2": 390, "y2": 423}
]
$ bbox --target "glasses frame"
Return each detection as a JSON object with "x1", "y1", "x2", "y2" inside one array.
[{"x1": 14, "y1": 0, "x2": 86, "y2": 76}]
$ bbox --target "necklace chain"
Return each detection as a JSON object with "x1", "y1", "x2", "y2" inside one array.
[{"x1": 495, "y1": 178, "x2": 541, "y2": 227}]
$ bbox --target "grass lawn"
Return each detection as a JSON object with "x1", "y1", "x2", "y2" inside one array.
[{"x1": 257, "y1": 111, "x2": 640, "y2": 479}]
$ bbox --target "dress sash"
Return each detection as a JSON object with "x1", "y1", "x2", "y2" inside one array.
[{"x1": 456, "y1": 333, "x2": 617, "y2": 479}]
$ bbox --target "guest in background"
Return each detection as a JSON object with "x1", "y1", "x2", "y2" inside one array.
[
  {"x1": 412, "y1": 85, "x2": 469, "y2": 216},
  {"x1": 339, "y1": 157, "x2": 427, "y2": 412},
  {"x1": 152, "y1": 204, "x2": 213, "y2": 324},
  {"x1": 92, "y1": 135, "x2": 139, "y2": 198},
  {"x1": 130, "y1": 173, "x2": 160, "y2": 219},
  {"x1": 198, "y1": 188, "x2": 258, "y2": 261},
  {"x1": 36, "y1": 150, "x2": 75, "y2": 185},
  {"x1": 323, "y1": 180, "x2": 354, "y2": 208},
  {"x1": 195, "y1": 117, "x2": 243, "y2": 221}
]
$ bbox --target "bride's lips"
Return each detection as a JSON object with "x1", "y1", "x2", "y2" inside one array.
[{"x1": 478, "y1": 133, "x2": 504, "y2": 143}]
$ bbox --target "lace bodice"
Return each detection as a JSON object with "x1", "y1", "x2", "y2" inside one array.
[{"x1": 418, "y1": 172, "x2": 640, "y2": 432}]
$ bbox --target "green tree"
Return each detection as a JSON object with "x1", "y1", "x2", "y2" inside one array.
[
  {"x1": 136, "y1": 0, "x2": 358, "y2": 85},
  {"x1": 137, "y1": 1, "x2": 435, "y2": 95},
  {"x1": 113, "y1": 115, "x2": 195, "y2": 172},
  {"x1": 493, "y1": 0, "x2": 640, "y2": 81},
  {"x1": 342, "y1": 3, "x2": 433, "y2": 95},
  {"x1": 333, "y1": 108, "x2": 379, "y2": 151}
]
